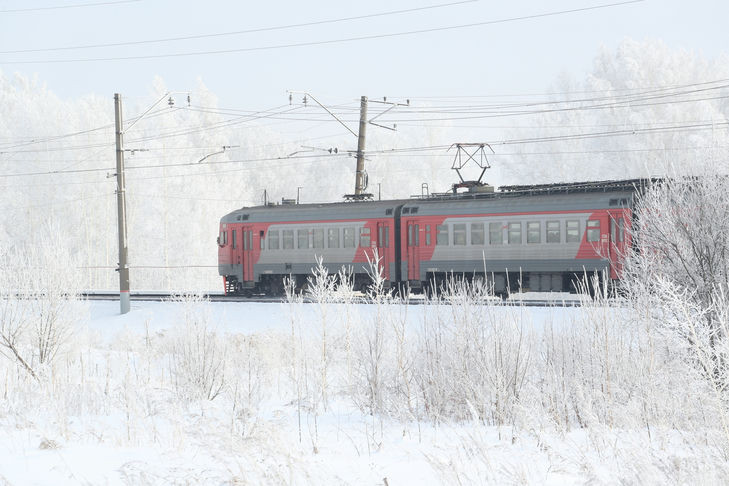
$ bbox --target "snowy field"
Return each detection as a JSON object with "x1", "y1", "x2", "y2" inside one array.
[{"x1": 1, "y1": 294, "x2": 728, "y2": 485}]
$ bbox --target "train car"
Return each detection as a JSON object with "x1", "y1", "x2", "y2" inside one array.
[
  {"x1": 218, "y1": 199, "x2": 405, "y2": 294},
  {"x1": 218, "y1": 179, "x2": 643, "y2": 295}
]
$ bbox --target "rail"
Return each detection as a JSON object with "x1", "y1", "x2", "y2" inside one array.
[{"x1": 81, "y1": 291, "x2": 587, "y2": 307}]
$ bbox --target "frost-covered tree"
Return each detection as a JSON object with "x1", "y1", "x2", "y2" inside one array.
[
  {"x1": 0, "y1": 236, "x2": 86, "y2": 380},
  {"x1": 501, "y1": 39, "x2": 729, "y2": 183},
  {"x1": 624, "y1": 171, "x2": 729, "y2": 411}
]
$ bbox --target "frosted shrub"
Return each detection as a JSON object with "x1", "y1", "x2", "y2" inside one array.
[
  {"x1": 227, "y1": 333, "x2": 269, "y2": 437},
  {"x1": 531, "y1": 278, "x2": 638, "y2": 431},
  {"x1": 351, "y1": 254, "x2": 387, "y2": 416},
  {"x1": 169, "y1": 293, "x2": 227, "y2": 401},
  {"x1": 0, "y1": 241, "x2": 86, "y2": 381},
  {"x1": 623, "y1": 175, "x2": 729, "y2": 446},
  {"x1": 329, "y1": 252, "x2": 414, "y2": 425},
  {"x1": 305, "y1": 257, "x2": 338, "y2": 412},
  {"x1": 412, "y1": 277, "x2": 534, "y2": 426}
]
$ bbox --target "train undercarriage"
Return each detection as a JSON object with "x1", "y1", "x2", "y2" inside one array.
[{"x1": 224, "y1": 269, "x2": 611, "y2": 297}]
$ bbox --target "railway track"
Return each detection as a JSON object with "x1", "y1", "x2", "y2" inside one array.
[{"x1": 81, "y1": 292, "x2": 585, "y2": 307}]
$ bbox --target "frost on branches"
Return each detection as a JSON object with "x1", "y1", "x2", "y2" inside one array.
[
  {"x1": 625, "y1": 174, "x2": 729, "y2": 443},
  {"x1": 0, "y1": 239, "x2": 86, "y2": 381}
]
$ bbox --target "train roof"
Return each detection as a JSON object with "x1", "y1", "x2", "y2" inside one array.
[{"x1": 220, "y1": 179, "x2": 650, "y2": 224}]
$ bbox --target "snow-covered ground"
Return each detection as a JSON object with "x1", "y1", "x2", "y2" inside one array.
[{"x1": 1, "y1": 298, "x2": 727, "y2": 485}]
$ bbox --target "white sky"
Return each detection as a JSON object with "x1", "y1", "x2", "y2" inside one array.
[{"x1": 0, "y1": 0, "x2": 727, "y2": 109}]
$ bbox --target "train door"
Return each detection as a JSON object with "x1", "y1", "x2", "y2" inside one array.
[
  {"x1": 242, "y1": 225, "x2": 254, "y2": 282},
  {"x1": 232, "y1": 228, "x2": 242, "y2": 268},
  {"x1": 608, "y1": 211, "x2": 626, "y2": 279},
  {"x1": 406, "y1": 221, "x2": 420, "y2": 281},
  {"x1": 376, "y1": 222, "x2": 390, "y2": 280}
]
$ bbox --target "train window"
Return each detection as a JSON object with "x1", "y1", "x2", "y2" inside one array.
[
  {"x1": 260, "y1": 231, "x2": 265, "y2": 250},
  {"x1": 232, "y1": 230, "x2": 237, "y2": 249},
  {"x1": 402, "y1": 208, "x2": 410, "y2": 214},
  {"x1": 546, "y1": 221, "x2": 560, "y2": 243},
  {"x1": 360, "y1": 227, "x2": 371, "y2": 247},
  {"x1": 489, "y1": 223, "x2": 502, "y2": 245},
  {"x1": 508, "y1": 223, "x2": 522, "y2": 245},
  {"x1": 283, "y1": 230, "x2": 294, "y2": 249},
  {"x1": 566, "y1": 220, "x2": 580, "y2": 243},
  {"x1": 268, "y1": 230, "x2": 279, "y2": 250},
  {"x1": 587, "y1": 220, "x2": 600, "y2": 242},
  {"x1": 618, "y1": 218, "x2": 625, "y2": 242},
  {"x1": 223, "y1": 231, "x2": 228, "y2": 245},
  {"x1": 471, "y1": 223, "x2": 484, "y2": 245},
  {"x1": 436, "y1": 225, "x2": 449, "y2": 246},
  {"x1": 243, "y1": 231, "x2": 248, "y2": 250},
  {"x1": 453, "y1": 223, "x2": 467, "y2": 246},
  {"x1": 313, "y1": 229, "x2": 324, "y2": 249},
  {"x1": 343, "y1": 227, "x2": 355, "y2": 248},
  {"x1": 379, "y1": 225, "x2": 390, "y2": 248},
  {"x1": 328, "y1": 228, "x2": 340, "y2": 248},
  {"x1": 297, "y1": 229, "x2": 309, "y2": 249},
  {"x1": 425, "y1": 225, "x2": 431, "y2": 246},
  {"x1": 248, "y1": 231, "x2": 252, "y2": 251},
  {"x1": 414, "y1": 225, "x2": 419, "y2": 246},
  {"x1": 411, "y1": 207, "x2": 419, "y2": 214},
  {"x1": 527, "y1": 222, "x2": 540, "y2": 244},
  {"x1": 610, "y1": 218, "x2": 616, "y2": 243},
  {"x1": 385, "y1": 208, "x2": 393, "y2": 216}
]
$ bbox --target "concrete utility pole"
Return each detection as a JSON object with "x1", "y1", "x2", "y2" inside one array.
[
  {"x1": 114, "y1": 93, "x2": 130, "y2": 314},
  {"x1": 354, "y1": 95, "x2": 368, "y2": 195}
]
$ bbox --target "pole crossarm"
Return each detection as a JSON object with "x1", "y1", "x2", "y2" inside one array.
[
  {"x1": 123, "y1": 90, "x2": 190, "y2": 134},
  {"x1": 287, "y1": 90, "x2": 358, "y2": 138}
]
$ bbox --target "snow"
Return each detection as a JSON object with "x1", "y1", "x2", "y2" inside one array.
[{"x1": 1, "y1": 298, "x2": 727, "y2": 485}]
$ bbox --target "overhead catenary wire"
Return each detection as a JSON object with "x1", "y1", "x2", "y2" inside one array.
[
  {"x1": 1, "y1": 119, "x2": 727, "y2": 181},
  {"x1": 0, "y1": 0, "x2": 476, "y2": 54},
  {"x1": 0, "y1": 1, "x2": 644, "y2": 64},
  {"x1": 0, "y1": 0, "x2": 140, "y2": 13},
  {"x1": 0, "y1": 103, "x2": 301, "y2": 153},
  {"x1": 0, "y1": 192, "x2": 114, "y2": 211},
  {"x1": 0, "y1": 106, "x2": 175, "y2": 151},
  {"x1": 1, "y1": 77, "x2": 724, "y2": 152}
]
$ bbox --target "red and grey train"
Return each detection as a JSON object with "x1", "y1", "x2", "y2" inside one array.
[{"x1": 218, "y1": 180, "x2": 641, "y2": 295}]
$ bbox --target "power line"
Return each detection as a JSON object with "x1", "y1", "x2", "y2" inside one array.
[
  {"x1": 0, "y1": 0, "x2": 476, "y2": 54},
  {"x1": 0, "y1": 192, "x2": 114, "y2": 211},
  {"x1": 125, "y1": 105, "x2": 302, "y2": 144},
  {"x1": 1, "y1": 119, "x2": 726, "y2": 180},
  {"x1": 1, "y1": 1, "x2": 644, "y2": 64},
  {"x1": 382, "y1": 84, "x2": 729, "y2": 113},
  {"x1": 0, "y1": 131, "x2": 350, "y2": 162},
  {"x1": 0, "y1": 0, "x2": 141, "y2": 13},
  {"x1": 1, "y1": 78, "x2": 724, "y2": 153},
  {"x1": 0, "y1": 152, "x2": 349, "y2": 179},
  {"x1": 369, "y1": 145, "x2": 728, "y2": 157},
  {"x1": 133, "y1": 193, "x2": 256, "y2": 203},
  {"x1": 0, "y1": 106, "x2": 177, "y2": 151}
]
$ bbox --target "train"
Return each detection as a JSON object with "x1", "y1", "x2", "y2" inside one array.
[{"x1": 218, "y1": 179, "x2": 644, "y2": 295}]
